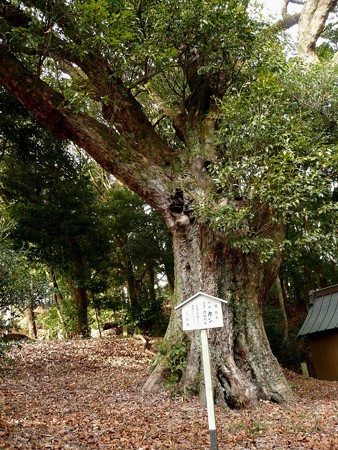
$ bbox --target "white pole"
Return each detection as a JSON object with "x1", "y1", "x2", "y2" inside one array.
[{"x1": 200, "y1": 328, "x2": 218, "y2": 450}]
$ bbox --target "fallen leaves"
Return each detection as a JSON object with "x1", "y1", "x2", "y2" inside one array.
[{"x1": 0, "y1": 338, "x2": 337, "y2": 449}]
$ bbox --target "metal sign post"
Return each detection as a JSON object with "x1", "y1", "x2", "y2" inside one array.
[{"x1": 175, "y1": 292, "x2": 227, "y2": 450}]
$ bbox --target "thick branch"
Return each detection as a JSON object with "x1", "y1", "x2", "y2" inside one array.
[
  {"x1": 0, "y1": 47, "x2": 173, "y2": 212},
  {"x1": 272, "y1": 12, "x2": 301, "y2": 32},
  {"x1": 0, "y1": 48, "x2": 118, "y2": 150},
  {"x1": 1, "y1": 0, "x2": 174, "y2": 167},
  {"x1": 297, "y1": 0, "x2": 338, "y2": 61}
]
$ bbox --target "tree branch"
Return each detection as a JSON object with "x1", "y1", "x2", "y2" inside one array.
[
  {"x1": 0, "y1": 1, "x2": 30, "y2": 28},
  {"x1": 297, "y1": 0, "x2": 338, "y2": 61},
  {"x1": 0, "y1": 47, "x2": 173, "y2": 211},
  {"x1": 128, "y1": 69, "x2": 164, "y2": 90},
  {"x1": 272, "y1": 13, "x2": 301, "y2": 32}
]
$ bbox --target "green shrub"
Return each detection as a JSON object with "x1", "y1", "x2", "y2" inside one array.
[{"x1": 151, "y1": 336, "x2": 188, "y2": 393}]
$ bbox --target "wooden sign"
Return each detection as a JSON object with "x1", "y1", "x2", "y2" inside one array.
[
  {"x1": 175, "y1": 292, "x2": 227, "y2": 331},
  {"x1": 175, "y1": 292, "x2": 228, "y2": 450}
]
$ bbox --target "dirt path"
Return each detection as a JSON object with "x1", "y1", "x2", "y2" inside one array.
[{"x1": 0, "y1": 338, "x2": 337, "y2": 449}]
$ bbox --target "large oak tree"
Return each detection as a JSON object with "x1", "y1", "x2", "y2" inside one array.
[{"x1": 0, "y1": 0, "x2": 337, "y2": 408}]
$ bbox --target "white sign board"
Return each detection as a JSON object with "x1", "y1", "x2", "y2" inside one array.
[{"x1": 175, "y1": 292, "x2": 227, "y2": 331}]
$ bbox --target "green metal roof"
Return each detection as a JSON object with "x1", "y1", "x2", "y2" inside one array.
[{"x1": 298, "y1": 285, "x2": 338, "y2": 337}]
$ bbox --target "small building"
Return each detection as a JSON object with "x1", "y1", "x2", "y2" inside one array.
[{"x1": 298, "y1": 284, "x2": 338, "y2": 381}]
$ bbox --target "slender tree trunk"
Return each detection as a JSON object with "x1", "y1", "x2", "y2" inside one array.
[
  {"x1": 46, "y1": 269, "x2": 68, "y2": 335},
  {"x1": 26, "y1": 300, "x2": 37, "y2": 339},
  {"x1": 165, "y1": 269, "x2": 175, "y2": 293},
  {"x1": 276, "y1": 274, "x2": 289, "y2": 341},
  {"x1": 144, "y1": 221, "x2": 295, "y2": 408},
  {"x1": 91, "y1": 292, "x2": 102, "y2": 338},
  {"x1": 146, "y1": 262, "x2": 157, "y2": 303},
  {"x1": 126, "y1": 262, "x2": 140, "y2": 306}
]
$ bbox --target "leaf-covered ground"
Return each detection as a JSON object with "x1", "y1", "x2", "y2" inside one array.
[{"x1": 0, "y1": 338, "x2": 337, "y2": 449}]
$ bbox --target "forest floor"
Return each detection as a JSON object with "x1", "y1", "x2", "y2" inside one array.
[{"x1": 0, "y1": 338, "x2": 337, "y2": 450}]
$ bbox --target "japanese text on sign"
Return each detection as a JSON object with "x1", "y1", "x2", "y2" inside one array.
[{"x1": 181, "y1": 297, "x2": 224, "y2": 331}]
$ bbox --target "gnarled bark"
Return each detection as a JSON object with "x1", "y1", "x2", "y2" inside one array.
[{"x1": 144, "y1": 220, "x2": 295, "y2": 408}]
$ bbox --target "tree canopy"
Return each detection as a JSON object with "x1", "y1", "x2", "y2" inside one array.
[{"x1": 0, "y1": 0, "x2": 337, "y2": 408}]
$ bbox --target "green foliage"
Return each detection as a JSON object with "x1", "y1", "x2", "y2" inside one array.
[
  {"x1": 0, "y1": 89, "x2": 174, "y2": 336},
  {"x1": 100, "y1": 185, "x2": 174, "y2": 334},
  {"x1": 151, "y1": 336, "x2": 188, "y2": 390},
  {"x1": 119, "y1": 296, "x2": 169, "y2": 336},
  {"x1": 0, "y1": 316, "x2": 12, "y2": 362},
  {"x1": 197, "y1": 60, "x2": 338, "y2": 262},
  {"x1": 0, "y1": 89, "x2": 113, "y2": 293},
  {"x1": 1, "y1": 0, "x2": 266, "y2": 122},
  {"x1": 283, "y1": 61, "x2": 338, "y2": 135},
  {"x1": 37, "y1": 306, "x2": 60, "y2": 339},
  {"x1": 263, "y1": 306, "x2": 305, "y2": 369},
  {"x1": 38, "y1": 296, "x2": 78, "y2": 338},
  {"x1": 0, "y1": 243, "x2": 50, "y2": 314}
]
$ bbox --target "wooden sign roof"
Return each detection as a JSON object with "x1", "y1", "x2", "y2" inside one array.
[{"x1": 175, "y1": 292, "x2": 228, "y2": 310}]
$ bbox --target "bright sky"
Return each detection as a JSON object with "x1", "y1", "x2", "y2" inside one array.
[
  {"x1": 261, "y1": 0, "x2": 283, "y2": 18},
  {"x1": 259, "y1": 0, "x2": 302, "y2": 20},
  {"x1": 258, "y1": 0, "x2": 302, "y2": 46}
]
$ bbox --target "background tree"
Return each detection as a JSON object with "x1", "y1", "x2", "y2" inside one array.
[
  {"x1": 102, "y1": 185, "x2": 174, "y2": 334},
  {"x1": 0, "y1": 0, "x2": 337, "y2": 408},
  {"x1": 0, "y1": 243, "x2": 49, "y2": 338},
  {"x1": 0, "y1": 89, "x2": 113, "y2": 337},
  {"x1": 1, "y1": 89, "x2": 174, "y2": 337}
]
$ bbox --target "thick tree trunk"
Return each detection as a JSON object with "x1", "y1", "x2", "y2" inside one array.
[
  {"x1": 1, "y1": 0, "x2": 334, "y2": 414},
  {"x1": 144, "y1": 221, "x2": 295, "y2": 408}
]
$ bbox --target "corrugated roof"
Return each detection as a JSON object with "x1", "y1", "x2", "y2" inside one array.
[{"x1": 298, "y1": 285, "x2": 338, "y2": 337}]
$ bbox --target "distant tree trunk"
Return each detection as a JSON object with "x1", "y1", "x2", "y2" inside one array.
[
  {"x1": 91, "y1": 292, "x2": 102, "y2": 338},
  {"x1": 165, "y1": 269, "x2": 175, "y2": 293},
  {"x1": 126, "y1": 262, "x2": 143, "y2": 329},
  {"x1": 146, "y1": 262, "x2": 157, "y2": 302},
  {"x1": 276, "y1": 275, "x2": 289, "y2": 341},
  {"x1": 126, "y1": 262, "x2": 140, "y2": 305},
  {"x1": 69, "y1": 283, "x2": 89, "y2": 337},
  {"x1": 46, "y1": 269, "x2": 68, "y2": 334},
  {"x1": 26, "y1": 300, "x2": 37, "y2": 339}
]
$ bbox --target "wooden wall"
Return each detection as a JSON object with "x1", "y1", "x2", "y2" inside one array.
[{"x1": 310, "y1": 331, "x2": 338, "y2": 381}]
